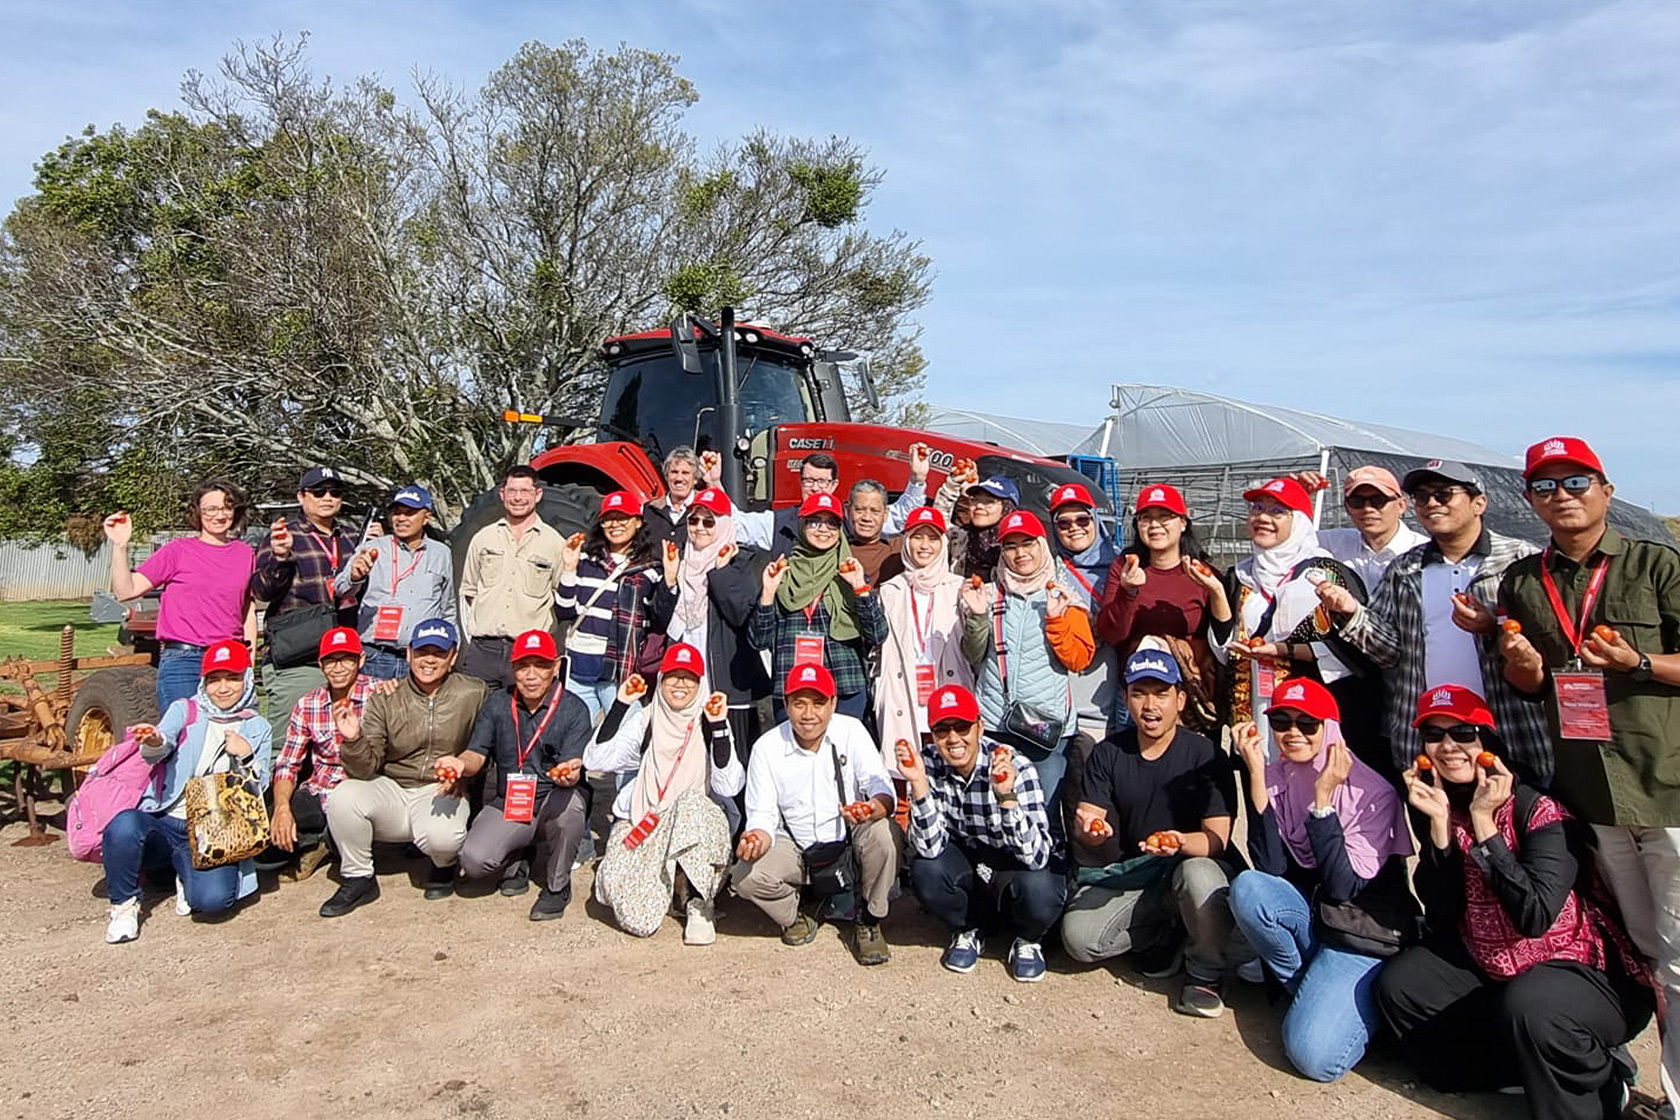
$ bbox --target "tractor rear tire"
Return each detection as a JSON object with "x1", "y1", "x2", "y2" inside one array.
[{"x1": 66, "y1": 666, "x2": 158, "y2": 765}]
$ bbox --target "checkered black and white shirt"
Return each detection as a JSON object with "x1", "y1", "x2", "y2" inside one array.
[{"x1": 907, "y1": 738, "x2": 1054, "y2": 869}]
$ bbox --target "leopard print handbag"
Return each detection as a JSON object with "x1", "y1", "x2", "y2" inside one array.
[{"x1": 183, "y1": 769, "x2": 270, "y2": 870}]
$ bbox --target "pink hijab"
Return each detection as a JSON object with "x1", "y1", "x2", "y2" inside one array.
[
  {"x1": 1265, "y1": 718, "x2": 1413, "y2": 878},
  {"x1": 674, "y1": 513, "x2": 735, "y2": 629}
]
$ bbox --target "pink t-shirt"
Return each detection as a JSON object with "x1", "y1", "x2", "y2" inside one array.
[{"x1": 137, "y1": 537, "x2": 256, "y2": 646}]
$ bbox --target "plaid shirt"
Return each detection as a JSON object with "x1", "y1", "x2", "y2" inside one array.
[
  {"x1": 908, "y1": 738, "x2": 1054, "y2": 868},
  {"x1": 274, "y1": 676, "x2": 374, "y2": 803},
  {"x1": 556, "y1": 557, "x2": 675, "y2": 685},
  {"x1": 749, "y1": 590, "x2": 888, "y2": 699},
  {"x1": 1339, "y1": 528, "x2": 1553, "y2": 783},
  {"x1": 251, "y1": 516, "x2": 360, "y2": 625}
]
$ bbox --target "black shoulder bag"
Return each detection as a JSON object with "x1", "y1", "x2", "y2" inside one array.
[{"x1": 783, "y1": 743, "x2": 858, "y2": 897}]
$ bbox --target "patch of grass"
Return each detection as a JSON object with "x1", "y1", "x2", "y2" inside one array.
[{"x1": 0, "y1": 599, "x2": 124, "y2": 667}]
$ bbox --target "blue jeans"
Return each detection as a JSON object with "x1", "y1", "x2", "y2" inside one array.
[
  {"x1": 1229, "y1": 870, "x2": 1384, "y2": 1082},
  {"x1": 910, "y1": 843, "x2": 1067, "y2": 942},
  {"x1": 362, "y1": 646, "x2": 408, "y2": 682},
  {"x1": 102, "y1": 809, "x2": 240, "y2": 913},
  {"x1": 156, "y1": 646, "x2": 203, "y2": 714},
  {"x1": 565, "y1": 676, "x2": 618, "y2": 722}
]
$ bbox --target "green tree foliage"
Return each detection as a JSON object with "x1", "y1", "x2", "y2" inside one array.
[{"x1": 0, "y1": 36, "x2": 932, "y2": 529}]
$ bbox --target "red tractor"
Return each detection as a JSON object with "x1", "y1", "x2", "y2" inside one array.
[{"x1": 452, "y1": 308, "x2": 1114, "y2": 547}]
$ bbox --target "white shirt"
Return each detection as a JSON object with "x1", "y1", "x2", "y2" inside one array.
[
  {"x1": 1318, "y1": 524, "x2": 1429, "y2": 594},
  {"x1": 743, "y1": 714, "x2": 893, "y2": 845},
  {"x1": 1420, "y1": 553, "x2": 1487, "y2": 693},
  {"x1": 733, "y1": 481, "x2": 928, "y2": 551},
  {"x1": 582, "y1": 700, "x2": 745, "y2": 821}
]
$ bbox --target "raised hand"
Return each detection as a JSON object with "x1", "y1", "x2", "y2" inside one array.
[
  {"x1": 894, "y1": 739, "x2": 927, "y2": 794},
  {"x1": 1183, "y1": 556, "x2": 1221, "y2": 591},
  {"x1": 349, "y1": 546, "x2": 379, "y2": 582},
  {"x1": 331, "y1": 699, "x2": 361, "y2": 741},
  {"x1": 704, "y1": 691, "x2": 727, "y2": 719},
  {"x1": 1119, "y1": 553, "x2": 1146, "y2": 590},
  {"x1": 1045, "y1": 581, "x2": 1070, "y2": 620},
  {"x1": 715, "y1": 542, "x2": 738, "y2": 570},
  {"x1": 1403, "y1": 760, "x2": 1450, "y2": 827},
  {"x1": 908, "y1": 442, "x2": 931, "y2": 484},
  {"x1": 988, "y1": 745, "x2": 1017, "y2": 798},
  {"x1": 1294, "y1": 471, "x2": 1330, "y2": 493},
  {"x1": 102, "y1": 512, "x2": 133, "y2": 549},
  {"x1": 1313, "y1": 741, "x2": 1353, "y2": 805},
  {"x1": 1451, "y1": 591, "x2": 1496, "y2": 636},
  {"x1": 662, "y1": 539, "x2": 681, "y2": 586},
  {"x1": 1468, "y1": 755, "x2": 1514, "y2": 821},
  {"x1": 1581, "y1": 624, "x2": 1640, "y2": 672},
  {"x1": 949, "y1": 457, "x2": 978, "y2": 486},
  {"x1": 838, "y1": 556, "x2": 867, "y2": 591},
  {"x1": 1316, "y1": 580, "x2": 1359, "y2": 616},
  {"x1": 959, "y1": 576, "x2": 989, "y2": 617},
  {"x1": 699, "y1": 450, "x2": 722, "y2": 486},
  {"x1": 760, "y1": 555, "x2": 789, "y2": 602},
  {"x1": 560, "y1": 532, "x2": 586, "y2": 574},
  {"x1": 269, "y1": 518, "x2": 293, "y2": 560},
  {"x1": 618, "y1": 674, "x2": 648, "y2": 705}
]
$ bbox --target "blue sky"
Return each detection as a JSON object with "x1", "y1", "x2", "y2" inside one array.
[{"x1": 5, "y1": 0, "x2": 1676, "y2": 511}]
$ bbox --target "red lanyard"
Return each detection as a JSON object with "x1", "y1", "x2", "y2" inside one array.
[
  {"x1": 305, "y1": 528, "x2": 340, "y2": 573},
  {"x1": 648, "y1": 719, "x2": 699, "y2": 805},
  {"x1": 388, "y1": 538, "x2": 425, "y2": 596},
  {"x1": 802, "y1": 600, "x2": 821, "y2": 627},
  {"x1": 1060, "y1": 558, "x2": 1096, "y2": 597},
  {"x1": 510, "y1": 686, "x2": 564, "y2": 771},
  {"x1": 909, "y1": 590, "x2": 932, "y2": 654},
  {"x1": 1538, "y1": 548, "x2": 1611, "y2": 657}
]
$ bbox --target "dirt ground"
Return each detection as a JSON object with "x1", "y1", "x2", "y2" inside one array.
[{"x1": 0, "y1": 804, "x2": 1659, "y2": 1120}]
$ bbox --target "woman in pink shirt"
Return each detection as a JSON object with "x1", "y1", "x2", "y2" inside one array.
[{"x1": 104, "y1": 480, "x2": 257, "y2": 714}]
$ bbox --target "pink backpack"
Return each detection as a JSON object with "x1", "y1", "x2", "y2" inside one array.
[{"x1": 65, "y1": 701, "x2": 196, "y2": 862}]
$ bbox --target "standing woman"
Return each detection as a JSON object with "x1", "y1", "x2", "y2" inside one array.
[
  {"x1": 749, "y1": 492, "x2": 887, "y2": 721},
  {"x1": 103, "y1": 481, "x2": 258, "y2": 713},
  {"x1": 960, "y1": 510, "x2": 1096, "y2": 848},
  {"x1": 556, "y1": 490, "x2": 677, "y2": 719},
  {"x1": 1227, "y1": 678, "x2": 1415, "y2": 1083},
  {"x1": 876, "y1": 506, "x2": 972, "y2": 796},
  {"x1": 1096, "y1": 482, "x2": 1230, "y2": 661},
  {"x1": 1379, "y1": 686, "x2": 1653, "y2": 1120},
  {"x1": 587, "y1": 644, "x2": 743, "y2": 945},
  {"x1": 1046, "y1": 482, "x2": 1125, "y2": 742},
  {"x1": 952, "y1": 476, "x2": 1019, "y2": 579},
  {"x1": 665, "y1": 487, "x2": 770, "y2": 749}
]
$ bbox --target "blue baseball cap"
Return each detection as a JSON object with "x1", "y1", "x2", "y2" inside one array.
[
  {"x1": 390, "y1": 485, "x2": 435, "y2": 512},
  {"x1": 409, "y1": 618, "x2": 458, "y2": 652},
  {"x1": 966, "y1": 476, "x2": 1020, "y2": 505},
  {"x1": 1124, "y1": 649, "x2": 1182, "y2": 686}
]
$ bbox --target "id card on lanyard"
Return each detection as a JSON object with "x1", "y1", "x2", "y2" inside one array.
[
  {"x1": 1540, "y1": 550, "x2": 1613, "y2": 741},
  {"x1": 308, "y1": 529, "x2": 355, "y2": 609},
  {"x1": 910, "y1": 590, "x2": 936, "y2": 705},
  {"x1": 372, "y1": 539, "x2": 427, "y2": 641},
  {"x1": 506, "y1": 687, "x2": 564, "y2": 822},
  {"x1": 794, "y1": 600, "x2": 825, "y2": 666}
]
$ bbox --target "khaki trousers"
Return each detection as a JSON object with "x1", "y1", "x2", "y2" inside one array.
[
  {"x1": 731, "y1": 818, "x2": 901, "y2": 929},
  {"x1": 325, "y1": 775, "x2": 469, "y2": 878}
]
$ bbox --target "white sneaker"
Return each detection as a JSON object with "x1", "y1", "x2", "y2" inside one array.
[
  {"x1": 105, "y1": 898, "x2": 140, "y2": 944},
  {"x1": 683, "y1": 899, "x2": 716, "y2": 946},
  {"x1": 174, "y1": 881, "x2": 191, "y2": 917}
]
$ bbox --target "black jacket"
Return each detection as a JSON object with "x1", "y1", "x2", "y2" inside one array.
[{"x1": 698, "y1": 544, "x2": 773, "y2": 704}]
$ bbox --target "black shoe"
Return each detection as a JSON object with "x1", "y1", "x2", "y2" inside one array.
[
  {"x1": 499, "y1": 862, "x2": 531, "y2": 897},
  {"x1": 1135, "y1": 937, "x2": 1184, "y2": 979},
  {"x1": 529, "y1": 887, "x2": 569, "y2": 922},
  {"x1": 423, "y1": 863, "x2": 457, "y2": 901},
  {"x1": 319, "y1": 876, "x2": 380, "y2": 918}
]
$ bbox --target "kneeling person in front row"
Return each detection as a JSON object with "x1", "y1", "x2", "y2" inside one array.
[
  {"x1": 898, "y1": 684, "x2": 1064, "y2": 983},
  {"x1": 1062, "y1": 650, "x2": 1239, "y2": 1018},
  {"x1": 732, "y1": 662, "x2": 901, "y2": 965},
  {"x1": 320, "y1": 619, "x2": 488, "y2": 917},
  {"x1": 455, "y1": 630, "x2": 593, "y2": 920}
]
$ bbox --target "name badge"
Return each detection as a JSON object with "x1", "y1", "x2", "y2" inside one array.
[
  {"x1": 914, "y1": 662, "x2": 937, "y2": 706},
  {"x1": 372, "y1": 604, "x2": 404, "y2": 643},
  {"x1": 794, "y1": 634, "x2": 825, "y2": 666},
  {"x1": 1555, "y1": 670, "x2": 1613, "y2": 741},
  {"x1": 1254, "y1": 660, "x2": 1278, "y2": 707},
  {"x1": 503, "y1": 774, "x2": 538, "y2": 823}
]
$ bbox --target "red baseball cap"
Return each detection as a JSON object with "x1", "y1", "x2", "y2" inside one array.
[
  {"x1": 1264, "y1": 677, "x2": 1340, "y2": 722},
  {"x1": 201, "y1": 639, "x2": 251, "y2": 676},
  {"x1": 1523, "y1": 436, "x2": 1606, "y2": 480},
  {"x1": 1049, "y1": 482, "x2": 1097, "y2": 513},
  {"x1": 691, "y1": 488, "x2": 731, "y2": 517},
  {"x1": 797, "y1": 492, "x2": 844, "y2": 520},
  {"x1": 600, "y1": 490, "x2": 641, "y2": 518},
  {"x1": 659, "y1": 642, "x2": 705, "y2": 677},
  {"x1": 784, "y1": 661, "x2": 836, "y2": 699},
  {"x1": 997, "y1": 510, "x2": 1046, "y2": 539},
  {"x1": 1244, "y1": 477, "x2": 1314, "y2": 518},
  {"x1": 902, "y1": 505, "x2": 948, "y2": 535},
  {"x1": 1133, "y1": 482, "x2": 1188, "y2": 517},
  {"x1": 511, "y1": 629, "x2": 559, "y2": 663},
  {"x1": 1412, "y1": 684, "x2": 1496, "y2": 729},
  {"x1": 318, "y1": 627, "x2": 363, "y2": 660},
  {"x1": 927, "y1": 684, "x2": 980, "y2": 726}
]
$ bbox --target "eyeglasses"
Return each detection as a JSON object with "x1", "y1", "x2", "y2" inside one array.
[
  {"x1": 800, "y1": 475, "x2": 838, "y2": 491},
  {"x1": 1526, "y1": 474, "x2": 1596, "y2": 498},
  {"x1": 1344, "y1": 493, "x2": 1397, "y2": 510},
  {"x1": 1135, "y1": 510, "x2": 1181, "y2": 525},
  {"x1": 1248, "y1": 501, "x2": 1290, "y2": 516},
  {"x1": 1419, "y1": 723, "x2": 1481, "y2": 744},
  {"x1": 999, "y1": 539, "x2": 1038, "y2": 554},
  {"x1": 1054, "y1": 514, "x2": 1094, "y2": 531},
  {"x1": 804, "y1": 516, "x2": 842, "y2": 531},
  {"x1": 198, "y1": 505, "x2": 236, "y2": 516},
  {"x1": 685, "y1": 514, "x2": 717, "y2": 528},
  {"x1": 1266, "y1": 712, "x2": 1322, "y2": 735},
  {"x1": 1409, "y1": 486, "x2": 1471, "y2": 507},
  {"x1": 931, "y1": 720, "x2": 974, "y2": 736},
  {"x1": 305, "y1": 486, "x2": 344, "y2": 498}
]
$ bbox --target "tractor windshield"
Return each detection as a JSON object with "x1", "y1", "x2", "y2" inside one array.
[{"x1": 598, "y1": 350, "x2": 816, "y2": 463}]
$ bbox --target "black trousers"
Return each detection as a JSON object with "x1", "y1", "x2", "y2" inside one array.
[
  {"x1": 457, "y1": 636, "x2": 516, "y2": 689},
  {"x1": 1376, "y1": 938, "x2": 1652, "y2": 1120},
  {"x1": 908, "y1": 843, "x2": 1067, "y2": 942},
  {"x1": 256, "y1": 786, "x2": 331, "y2": 869}
]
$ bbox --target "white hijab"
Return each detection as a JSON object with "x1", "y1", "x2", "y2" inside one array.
[{"x1": 1238, "y1": 510, "x2": 1326, "y2": 599}]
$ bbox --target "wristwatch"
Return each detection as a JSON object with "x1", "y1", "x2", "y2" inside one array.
[{"x1": 1631, "y1": 653, "x2": 1653, "y2": 683}]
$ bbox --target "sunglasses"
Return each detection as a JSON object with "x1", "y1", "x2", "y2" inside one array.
[
  {"x1": 1526, "y1": 474, "x2": 1596, "y2": 498},
  {"x1": 1266, "y1": 712, "x2": 1323, "y2": 735},
  {"x1": 685, "y1": 514, "x2": 717, "y2": 527},
  {"x1": 1344, "y1": 493, "x2": 1397, "y2": 510},
  {"x1": 1419, "y1": 723, "x2": 1481, "y2": 745},
  {"x1": 1054, "y1": 514, "x2": 1094, "y2": 531},
  {"x1": 305, "y1": 486, "x2": 344, "y2": 498},
  {"x1": 931, "y1": 719, "x2": 975, "y2": 736},
  {"x1": 1409, "y1": 486, "x2": 1471, "y2": 507}
]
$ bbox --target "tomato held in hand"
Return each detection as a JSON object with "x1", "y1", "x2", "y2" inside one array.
[
  {"x1": 1593, "y1": 624, "x2": 1617, "y2": 644},
  {"x1": 1501, "y1": 618, "x2": 1522, "y2": 635},
  {"x1": 1476, "y1": 751, "x2": 1498, "y2": 770},
  {"x1": 1416, "y1": 755, "x2": 1433, "y2": 772}
]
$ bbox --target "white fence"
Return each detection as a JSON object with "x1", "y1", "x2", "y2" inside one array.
[{"x1": 0, "y1": 538, "x2": 168, "y2": 602}]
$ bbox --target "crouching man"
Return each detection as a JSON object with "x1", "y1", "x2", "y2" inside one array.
[
  {"x1": 899, "y1": 684, "x2": 1064, "y2": 983},
  {"x1": 732, "y1": 662, "x2": 900, "y2": 965},
  {"x1": 456, "y1": 630, "x2": 593, "y2": 921},
  {"x1": 320, "y1": 619, "x2": 488, "y2": 916}
]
